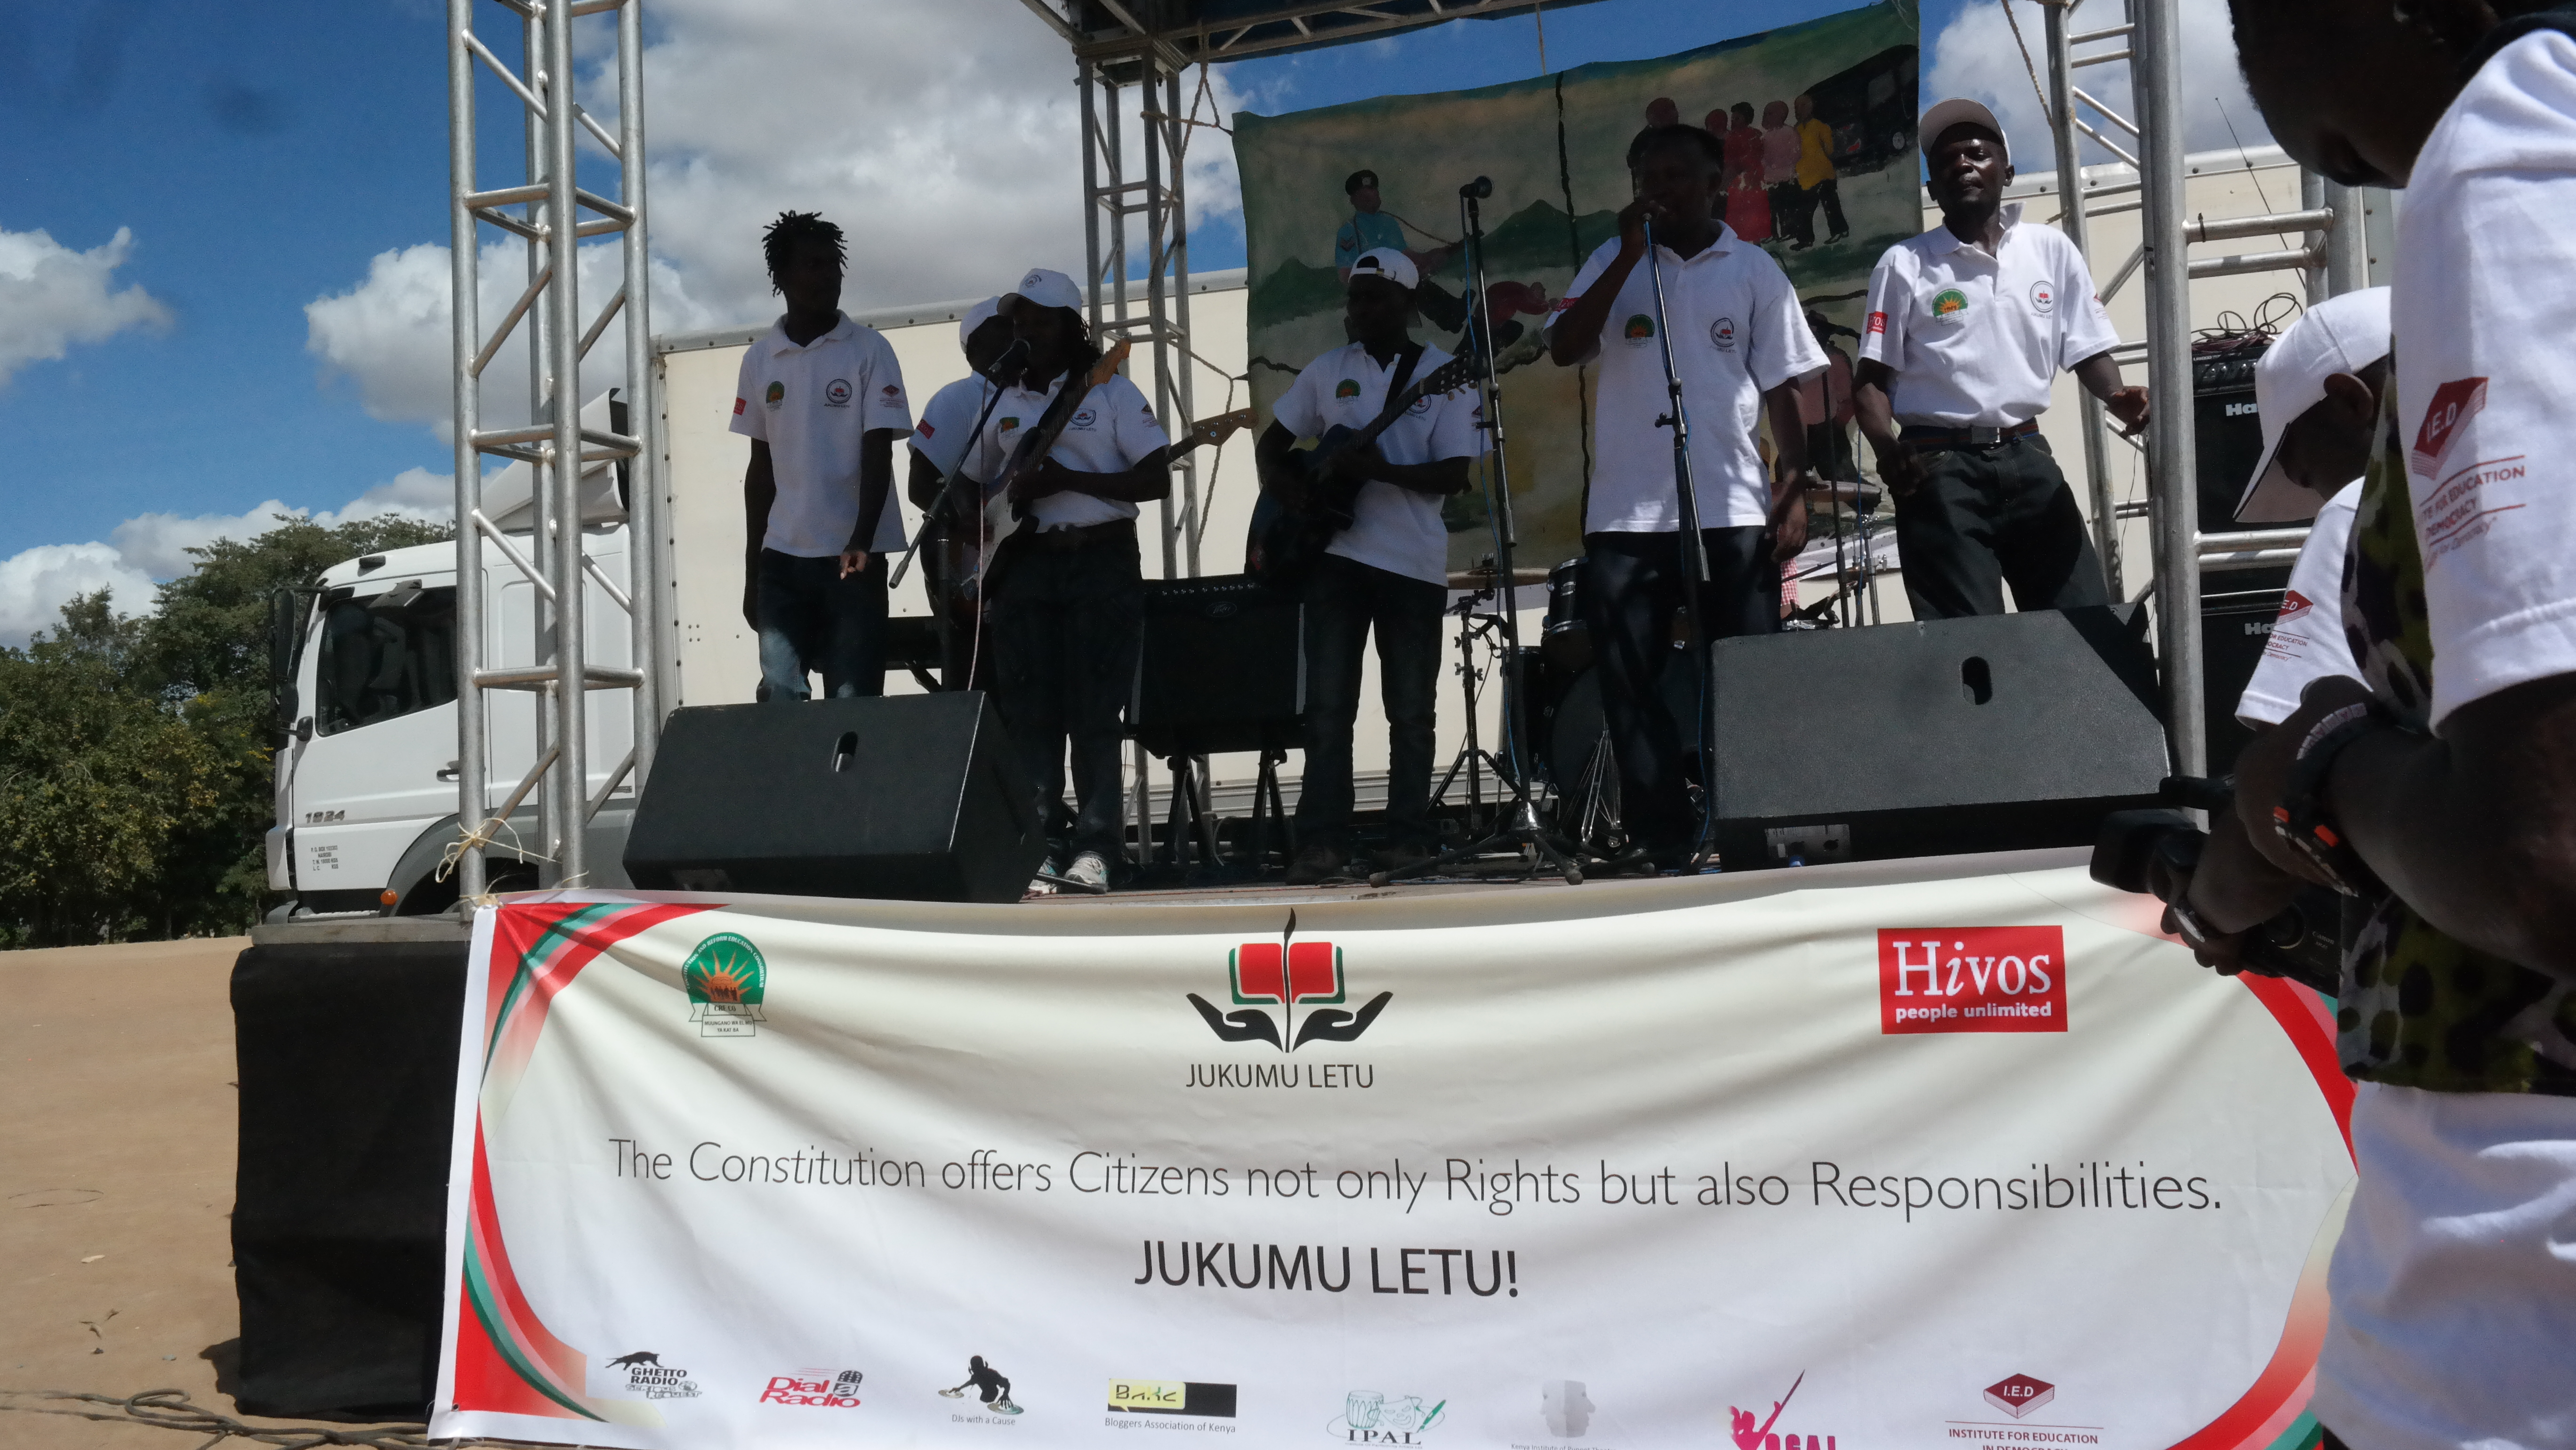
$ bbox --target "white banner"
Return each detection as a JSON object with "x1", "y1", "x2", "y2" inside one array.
[{"x1": 431, "y1": 850, "x2": 2354, "y2": 1450}]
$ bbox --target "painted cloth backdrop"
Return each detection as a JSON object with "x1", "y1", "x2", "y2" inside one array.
[
  {"x1": 430, "y1": 852, "x2": 2353, "y2": 1450},
  {"x1": 1234, "y1": 2, "x2": 1922, "y2": 572}
]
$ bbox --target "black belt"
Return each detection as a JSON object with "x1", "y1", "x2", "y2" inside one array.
[
  {"x1": 1029, "y1": 518, "x2": 1136, "y2": 551},
  {"x1": 1900, "y1": 421, "x2": 2038, "y2": 451}
]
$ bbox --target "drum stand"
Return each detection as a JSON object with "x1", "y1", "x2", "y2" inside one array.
[
  {"x1": 1373, "y1": 177, "x2": 1584, "y2": 889},
  {"x1": 1427, "y1": 588, "x2": 1514, "y2": 837}
]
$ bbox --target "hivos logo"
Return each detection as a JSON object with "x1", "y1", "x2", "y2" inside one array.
[
  {"x1": 1866, "y1": 311, "x2": 1887, "y2": 335},
  {"x1": 1878, "y1": 927, "x2": 2066, "y2": 1034},
  {"x1": 1984, "y1": 1373, "x2": 2055, "y2": 1418},
  {"x1": 2276, "y1": 589, "x2": 2314, "y2": 623},
  {"x1": 2411, "y1": 377, "x2": 2488, "y2": 477},
  {"x1": 1190, "y1": 910, "x2": 1391, "y2": 1051},
  {"x1": 1731, "y1": 1371, "x2": 1835, "y2": 1450},
  {"x1": 760, "y1": 1368, "x2": 863, "y2": 1408}
]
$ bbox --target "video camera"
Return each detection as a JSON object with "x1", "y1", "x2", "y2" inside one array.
[{"x1": 2090, "y1": 775, "x2": 2347, "y2": 996}]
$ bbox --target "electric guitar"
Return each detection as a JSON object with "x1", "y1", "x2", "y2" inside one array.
[{"x1": 1248, "y1": 352, "x2": 1481, "y2": 589}]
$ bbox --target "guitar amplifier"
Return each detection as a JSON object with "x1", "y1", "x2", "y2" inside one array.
[{"x1": 1132, "y1": 574, "x2": 1305, "y2": 757}]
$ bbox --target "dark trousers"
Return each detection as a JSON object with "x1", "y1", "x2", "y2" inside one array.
[
  {"x1": 1810, "y1": 177, "x2": 1847, "y2": 239},
  {"x1": 1582, "y1": 527, "x2": 1779, "y2": 849},
  {"x1": 1891, "y1": 435, "x2": 2110, "y2": 620},
  {"x1": 1769, "y1": 180, "x2": 1810, "y2": 246},
  {"x1": 1294, "y1": 554, "x2": 1444, "y2": 850},
  {"x1": 755, "y1": 548, "x2": 886, "y2": 701},
  {"x1": 989, "y1": 526, "x2": 1142, "y2": 859}
]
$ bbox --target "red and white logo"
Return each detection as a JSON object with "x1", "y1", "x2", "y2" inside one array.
[
  {"x1": 1878, "y1": 927, "x2": 2066, "y2": 1034},
  {"x1": 1983, "y1": 1373, "x2": 2055, "y2": 1418},
  {"x1": 917, "y1": 420, "x2": 937, "y2": 439},
  {"x1": 2411, "y1": 376, "x2": 2488, "y2": 477},
  {"x1": 1866, "y1": 311, "x2": 1888, "y2": 335},
  {"x1": 762, "y1": 1369, "x2": 864, "y2": 1408},
  {"x1": 2275, "y1": 589, "x2": 2313, "y2": 623},
  {"x1": 733, "y1": 397, "x2": 747, "y2": 415}
]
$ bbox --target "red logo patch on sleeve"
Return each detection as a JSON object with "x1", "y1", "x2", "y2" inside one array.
[
  {"x1": 1878, "y1": 927, "x2": 2067, "y2": 1034},
  {"x1": 2411, "y1": 377, "x2": 2489, "y2": 477},
  {"x1": 916, "y1": 421, "x2": 935, "y2": 438},
  {"x1": 733, "y1": 397, "x2": 746, "y2": 415},
  {"x1": 1866, "y1": 311, "x2": 1888, "y2": 335},
  {"x1": 2276, "y1": 589, "x2": 2314, "y2": 623},
  {"x1": 1551, "y1": 295, "x2": 1579, "y2": 313}
]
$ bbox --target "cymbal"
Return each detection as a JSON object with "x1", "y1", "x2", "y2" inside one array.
[{"x1": 1446, "y1": 566, "x2": 1549, "y2": 588}]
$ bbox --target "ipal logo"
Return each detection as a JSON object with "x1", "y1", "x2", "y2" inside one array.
[
  {"x1": 1189, "y1": 911, "x2": 1391, "y2": 1051},
  {"x1": 685, "y1": 932, "x2": 769, "y2": 1039},
  {"x1": 1328, "y1": 1390, "x2": 1446, "y2": 1443},
  {"x1": 1730, "y1": 1372, "x2": 1835, "y2": 1450},
  {"x1": 1984, "y1": 1373, "x2": 2055, "y2": 1418},
  {"x1": 759, "y1": 1368, "x2": 863, "y2": 1408},
  {"x1": 1878, "y1": 927, "x2": 2066, "y2": 1034}
]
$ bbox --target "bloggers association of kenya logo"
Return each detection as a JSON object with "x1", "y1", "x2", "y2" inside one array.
[
  {"x1": 1189, "y1": 912, "x2": 1390, "y2": 1052},
  {"x1": 1877, "y1": 927, "x2": 2066, "y2": 1034}
]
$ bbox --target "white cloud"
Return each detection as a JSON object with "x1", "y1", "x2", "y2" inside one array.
[
  {"x1": 0, "y1": 223, "x2": 172, "y2": 388},
  {"x1": 1925, "y1": 0, "x2": 2270, "y2": 175},
  {"x1": 0, "y1": 467, "x2": 460, "y2": 647}
]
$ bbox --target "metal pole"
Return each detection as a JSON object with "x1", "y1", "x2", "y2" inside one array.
[
  {"x1": 618, "y1": 0, "x2": 661, "y2": 791},
  {"x1": 448, "y1": 0, "x2": 489, "y2": 900},
  {"x1": 2300, "y1": 170, "x2": 2330, "y2": 306},
  {"x1": 2323, "y1": 178, "x2": 2367, "y2": 296},
  {"x1": 2136, "y1": 0, "x2": 2203, "y2": 775},
  {"x1": 1165, "y1": 66, "x2": 1203, "y2": 578},
  {"x1": 2045, "y1": 0, "x2": 2123, "y2": 596},
  {"x1": 1141, "y1": 60, "x2": 1177, "y2": 579},
  {"x1": 1079, "y1": 65, "x2": 1104, "y2": 338},
  {"x1": 524, "y1": 5, "x2": 564, "y2": 883},
  {"x1": 542, "y1": 0, "x2": 589, "y2": 880}
]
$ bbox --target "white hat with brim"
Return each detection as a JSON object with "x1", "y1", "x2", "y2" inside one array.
[
  {"x1": 1348, "y1": 247, "x2": 1420, "y2": 292},
  {"x1": 1004, "y1": 267, "x2": 1084, "y2": 314},
  {"x1": 1921, "y1": 97, "x2": 2009, "y2": 162},
  {"x1": 958, "y1": 296, "x2": 1002, "y2": 352},
  {"x1": 2234, "y1": 286, "x2": 2392, "y2": 523}
]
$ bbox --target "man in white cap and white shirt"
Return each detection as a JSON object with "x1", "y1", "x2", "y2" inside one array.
[
  {"x1": 1256, "y1": 247, "x2": 1484, "y2": 885},
  {"x1": 1854, "y1": 98, "x2": 2149, "y2": 620},
  {"x1": 957, "y1": 267, "x2": 1171, "y2": 893},
  {"x1": 1546, "y1": 121, "x2": 1826, "y2": 871},
  {"x1": 732, "y1": 210, "x2": 912, "y2": 700},
  {"x1": 2157, "y1": 287, "x2": 2387, "y2": 959},
  {"x1": 907, "y1": 295, "x2": 1018, "y2": 688}
]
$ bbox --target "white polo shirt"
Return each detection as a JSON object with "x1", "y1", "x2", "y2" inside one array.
[
  {"x1": 730, "y1": 313, "x2": 912, "y2": 556},
  {"x1": 909, "y1": 374, "x2": 1001, "y2": 480},
  {"x1": 958, "y1": 368, "x2": 1170, "y2": 531},
  {"x1": 2234, "y1": 484, "x2": 2361, "y2": 727},
  {"x1": 1548, "y1": 228, "x2": 1826, "y2": 533},
  {"x1": 1270, "y1": 340, "x2": 1485, "y2": 585},
  {"x1": 1859, "y1": 205, "x2": 2120, "y2": 428},
  {"x1": 2385, "y1": 26, "x2": 2576, "y2": 728}
]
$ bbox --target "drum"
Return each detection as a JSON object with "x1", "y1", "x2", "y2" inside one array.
[
  {"x1": 1542, "y1": 556, "x2": 1592, "y2": 674},
  {"x1": 1538, "y1": 660, "x2": 1703, "y2": 791}
]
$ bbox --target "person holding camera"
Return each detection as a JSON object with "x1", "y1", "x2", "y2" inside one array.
[{"x1": 2209, "y1": 2, "x2": 2576, "y2": 1444}]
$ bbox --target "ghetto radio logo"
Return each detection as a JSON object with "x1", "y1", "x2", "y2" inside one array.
[{"x1": 1876, "y1": 927, "x2": 2066, "y2": 1035}]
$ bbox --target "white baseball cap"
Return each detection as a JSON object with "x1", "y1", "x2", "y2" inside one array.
[
  {"x1": 1349, "y1": 247, "x2": 1419, "y2": 292},
  {"x1": 1921, "y1": 97, "x2": 2009, "y2": 162},
  {"x1": 958, "y1": 295, "x2": 1002, "y2": 351},
  {"x1": 2234, "y1": 286, "x2": 2391, "y2": 523},
  {"x1": 1005, "y1": 267, "x2": 1084, "y2": 313}
]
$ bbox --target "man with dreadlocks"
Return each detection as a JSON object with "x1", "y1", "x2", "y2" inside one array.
[{"x1": 731, "y1": 210, "x2": 912, "y2": 700}]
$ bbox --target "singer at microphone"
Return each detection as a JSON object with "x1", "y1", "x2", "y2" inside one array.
[{"x1": 905, "y1": 296, "x2": 1021, "y2": 686}]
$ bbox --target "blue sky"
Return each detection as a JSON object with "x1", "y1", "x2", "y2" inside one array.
[{"x1": 8, "y1": 0, "x2": 2235, "y2": 641}]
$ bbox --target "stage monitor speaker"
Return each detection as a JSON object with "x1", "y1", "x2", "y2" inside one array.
[
  {"x1": 623, "y1": 691, "x2": 1042, "y2": 902},
  {"x1": 1706, "y1": 606, "x2": 2168, "y2": 867},
  {"x1": 2201, "y1": 576, "x2": 2291, "y2": 773},
  {"x1": 1132, "y1": 573, "x2": 1304, "y2": 757},
  {"x1": 2194, "y1": 339, "x2": 2296, "y2": 535}
]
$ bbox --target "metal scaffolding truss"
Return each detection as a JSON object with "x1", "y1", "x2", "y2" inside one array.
[
  {"x1": 2036, "y1": 0, "x2": 2367, "y2": 777},
  {"x1": 1017, "y1": 0, "x2": 1593, "y2": 70},
  {"x1": 446, "y1": 0, "x2": 660, "y2": 895}
]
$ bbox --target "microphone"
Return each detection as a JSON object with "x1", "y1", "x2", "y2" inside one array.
[
  {"x1": 1459, "y1": 175, "x2": 1493, "y2": 199},
  {"x1": 978, "y1": 336, "x2": 1030, "y2": 381}
]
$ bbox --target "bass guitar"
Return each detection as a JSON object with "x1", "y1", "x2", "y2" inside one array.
[{"x1": 1248, "y1": 351, "x2": 1481, "y2": 590}]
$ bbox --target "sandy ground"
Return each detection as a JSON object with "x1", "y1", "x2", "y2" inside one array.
[{"x1": 0, "y1": 937, "x2": 413, "y2": 1447}]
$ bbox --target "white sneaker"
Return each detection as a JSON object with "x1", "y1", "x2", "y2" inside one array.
[
  {"x1": 1027, "y1": 855, "x2": 1064, "y2": 897},
  {"x1": 1062, "y1": 851, "x2": 1111, "y2": 892}
]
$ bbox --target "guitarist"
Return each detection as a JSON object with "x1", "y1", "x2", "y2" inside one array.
[
  {"x1": 956, "y1": 267, "x2": 1170, "y2": 895},
  {"x1": 1255, "y1": 249, "x2": 1483, "y2": 886},
  {"x1": 907, "y1": 295, "x2": 1014, "y2": 689}
]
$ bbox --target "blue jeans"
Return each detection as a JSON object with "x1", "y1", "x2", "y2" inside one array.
[
  {"x1": 1294, "y1": 553, "x2": 1443, "y2": 850},
  {"x1": 756, "y1": 548, "x2": 887, "y2": 701}
]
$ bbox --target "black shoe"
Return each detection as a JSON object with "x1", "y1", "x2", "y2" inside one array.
[
  {"x1": 1285, "y1": 842, "x2": 1349, "y2": 886},
  {"x1": 1609, "y1": 841, "x2": 1697, "y2": 876},
  {"x1": 1376, "y1": 840, "x2": 1440, "y2": 875}
]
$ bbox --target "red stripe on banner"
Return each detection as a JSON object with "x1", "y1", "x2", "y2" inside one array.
[{"x1": 2238, "y1": 974, "x2": 2354, "y2": 1160}]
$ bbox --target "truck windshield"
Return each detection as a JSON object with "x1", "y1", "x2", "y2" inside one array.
[{"x1": 313, "y1": 583, "x2": 458, "y2": 736}]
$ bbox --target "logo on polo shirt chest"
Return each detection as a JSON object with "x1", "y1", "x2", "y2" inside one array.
[
  {"x1": 1708, "y1": 316, "x2": 1738, "y2": 351},
  {"x1": 823, "y1": 378, "x2": 853, "y2": 407},
  {"x1": 765, "y1": 381, "x2": 786, "y2": 409},
  {"x1": 1931, "y1": 289, "x2": 1970, "y2": 320},
  {"x1": 2029, "y1": 281, "x2": 2054, "y2": 314},
  {"x1": 1071, "y1": 407, "x2": 1098, "y2": 430},
  {"x1": 1336, "y1": 379, "x2": 1362, "y2": 398},
  {"x1": 1623, "y1": 314, "x2": 1656, "y2": 341}
]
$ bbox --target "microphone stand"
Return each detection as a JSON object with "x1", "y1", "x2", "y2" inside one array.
[
  {"x1": 1639, "y1": 215, "x2": 1722, "y2": 872},
  {"x1": 1374, "y1": 177, "x2": 1585, "y2": 889},
  {"x1": 890, "y1": 339, "x2": 1026, "y2": 592}
]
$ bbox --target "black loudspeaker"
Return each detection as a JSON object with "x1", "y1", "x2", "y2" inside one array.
[
  {"x1": 1706, "y1": 607, "x2": 2169, "y2": 867},
  {"x1": 1131, "y1": 573, "x2": 1304, "y2": 756},
  {"x1": 624, "y1": 692, "x2": 1043, "y2": 902},
  {"x1": 2193, "y1": 338, "x2": 2297, "y2": 770},
  {"x1": 2193, "y1": 338, "x2": 2295, "y2": 535},
  {"x1": 2202, "y1": 577, "x2": 2290, "y2": 772},
  {"x1": 232, "y1": 937, "x2": 467, "y2": 1418}
]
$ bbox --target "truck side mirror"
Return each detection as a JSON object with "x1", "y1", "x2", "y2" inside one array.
[{"x1": 295, "y1": 716, "x2": 314, "y2": 744}]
